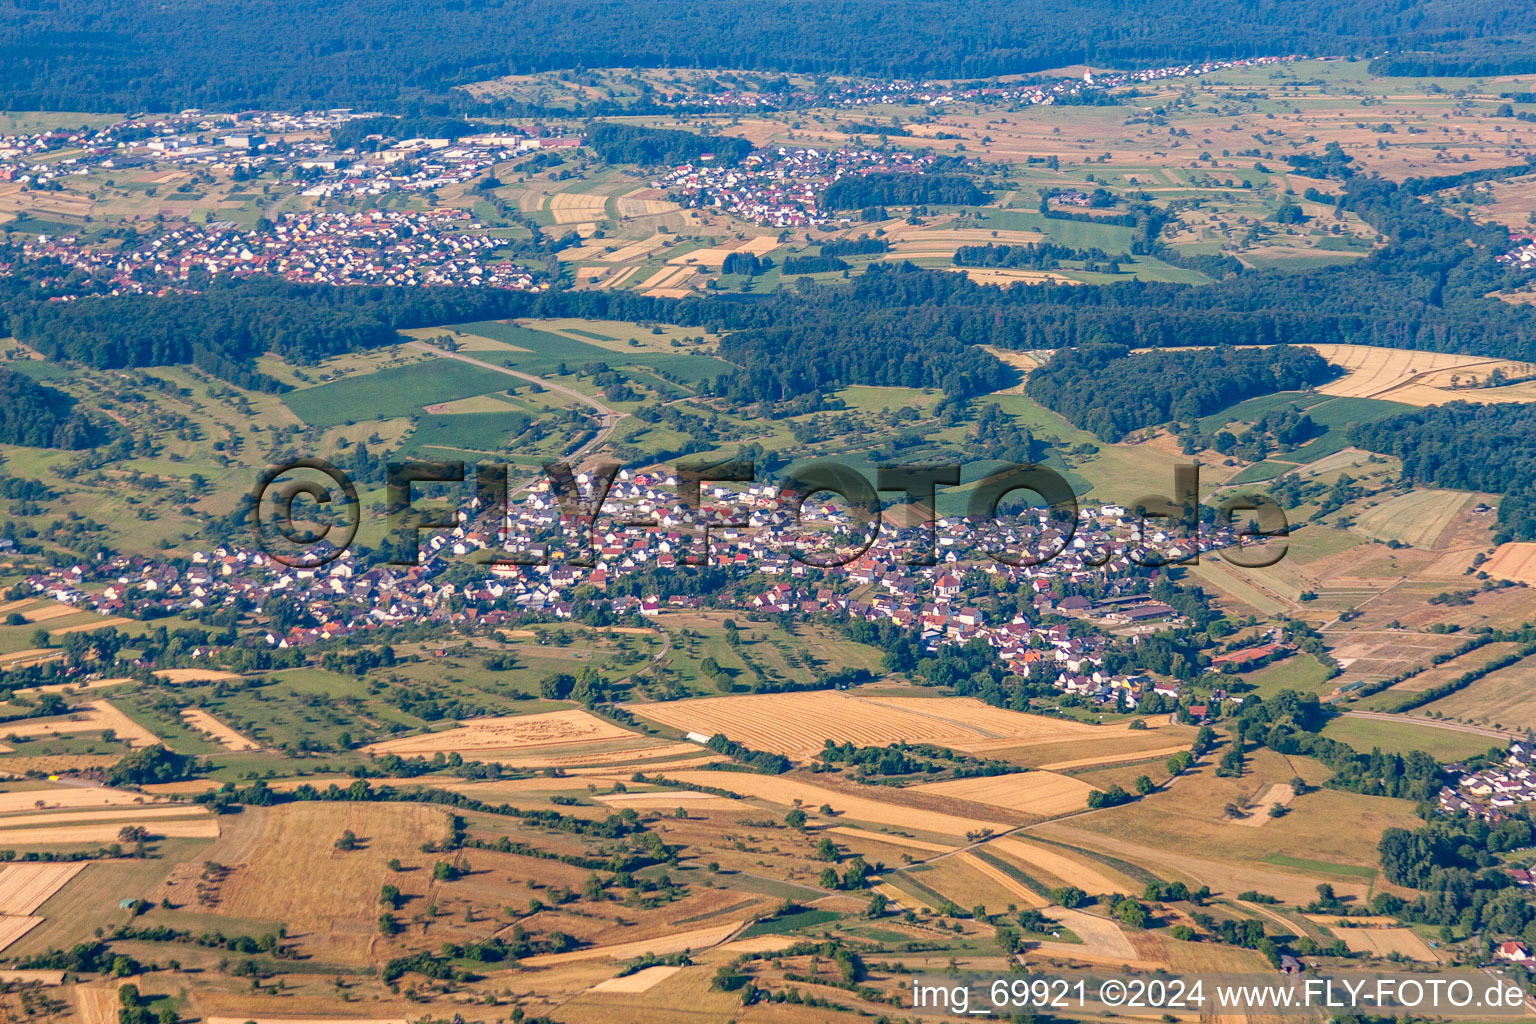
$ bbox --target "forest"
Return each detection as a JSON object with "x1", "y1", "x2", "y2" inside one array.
[
  {"x1": 821, "y1": 173, "x2": 990, "y2": 210},
  {"x1": 0, "y1": 368, "x2": 109, "y2": 449},
  {"x1": 1349, "y1": 403, "x2": 1536, "y2": 542},
  {"x1": 3, "y1": 0, "x2": 1531, "y2": 113},
  {"x1": 586, "y1": 124, "x2": 753, "y2": 168},
  {"x1": 1023, "y1": 344, "x2": 1336, "y2": 441},
  {"x1": 953, "y1": 241, "x2": 1118, "y2": 270}
]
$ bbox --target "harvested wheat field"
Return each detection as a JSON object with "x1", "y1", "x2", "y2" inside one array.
[
  {"x1": 0, "y1": 805, "x2": 209, "y2": 829},
  {"x1": 205, "y1": 1019, "x2": 409, "y2": 1024},
  {"x1": 181, "y1": 708, "x2": 261, "y2": 751},
  {"x1": 0, "y1": 787, "x2": 147, "y2": 814},
  {"x1": 216, "y1": 802, "x2": 449, "y2": 958},
  {"x1": 49, "y1": 617, "x2": 131, "y2": 637},
  {"x1": 1321, "y1": 925, "x2": 1440, "y2": 962},
  {"x1": 1485, "y1": 543, "x2": 1536, "y2": 585},
  {"x1": 649, "y1": 768, "x2": 1011, "y2": 837},
  {"x1": 1039, "y1": 822, "x2": 1370, "y2": 905},
  {"x1": 824, "y1": 826, "x2": 955, "y2": 853},
  {"x1": 1025, "y1": 908, "x2": 1142, "y2": 965},
  {"x1": 548, "y1": 191, "x2": 608, "y2": 224},
  {"x1": 482, "y1": 739, "x2": 713, "y2": 771},
  {"x1": 588, "y1": 965, "x2": 684, "y2": 993},
  {"x1": 594, "y1": 791, "x2": 739, "y2": 810},
  {"x1": 955, "y1": 850, "x2": 1049, "y2": 908},
  {"x1": 0, "y1": 916, "x2": 41, "y2": 954},
  {"x1": 0, "y1": 819, "x2": 218, "y2": 844},
  {"x1": 519, "y1": 919, "x2": 746, "y2": 966},
  {"x1": 0, "y1": 864, "x2": 83, "y2": 914},
  {"x1": 365, "y1": 709, "x2": 635, "y2": 759},
  {"x1": 155, "y1": 669, "x2": 241, "y2": 683},
  {"x1": 667, "y1": 236, "x2": 779, "y2": 267},
  {"x1": 1309, "y1": 343, "x2": 1536, "y2": 405},
  {"x1": 1038, "y1": 744, "x2": 1190, "y2": 771},
  {"x1": 0, "y1": 755, "x2": 121, "y2": 777},
  {"x1": 13, "y1": 677, "x2": 131, "y2": 697},
  {"x1": 0, "y1": 799, "x2": 217, "y2": 840},
  {"x1": 627, "y1": 690, "x2": 1107, "y2": 760},
  {"x1": 73, "y1": 984, "x2": 126, "y2": 1024},
  {"x1": 0, "y1": 864, "x2": 82, "y2": 952},
  {"x1": 987, "y1": 836, "x2": 1128, "y2": 895},
  {"x1": 915, "y1": 771, "x2": 1096, "y2": 816},
  {"x1": 0, "y1": 701, "x2": 158, "y2": 748},
  {"x1": 14, "y1": 603, "x2": 80, "y2": 624}
]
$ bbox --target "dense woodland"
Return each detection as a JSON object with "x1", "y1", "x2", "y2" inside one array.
[
  {"x1": 821, "y1": 173, "x2": 990, "y2": 211},
  {"x1": 0, "y1": 368, "x2": 106, "y2": 449},
  {"x1": 2, "y1": 0, "x2": 1530, "y2": 113},
  {"x1": 1350, "y1": 403, "x2": 1536, "y2": 542},
  {"x1": 954, "y1": 241, "x2": 1118, "y2": 271},
  {"x1": 586, "y1": 124, "x2": 753, "y2": 168},
  {"x1": 1024, "y1": 344, "x2": 1336, "y2": 441}
]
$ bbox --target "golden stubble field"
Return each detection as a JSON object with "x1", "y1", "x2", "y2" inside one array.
[
  {"x1": 626, "y1": 688, "x2": 1155, "y2": 760},
  {"x1": 213, "y1": 802, "x2": 451, "y2": 961}
]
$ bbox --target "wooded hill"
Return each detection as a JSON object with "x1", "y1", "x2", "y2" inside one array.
[{"x1": 3, "y1": 0, "x2": 1530, "y2": 113}]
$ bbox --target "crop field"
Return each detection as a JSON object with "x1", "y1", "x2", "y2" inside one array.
[
  {"x1": 364, "y1": 708, "x2": 638, "y2": 759},
  {"x1": 1060, "y1": 748, "x2": 1417, "y2": 898},
  {"x1": 1308, "y1": 343, "x2": 1536, "y2": 405},
  {"x1": 1384, "y1": 641, "x2": 1524, "y2": 694},
  {"x1": 648, "y1": 767, "x2": 1013, "y2": 837},
  {"x1": 0, "y1": 863, "x2": 84, "y2": 915},
  {"x1": 215, "y1": 802, "x2": 451, "y2": 961},
  {"x1": 1349, "y1": 489, "x2": 1475, "y2": 548},
  {"x1": 1320, "y1": 715, "x2": 1502, "y2": 761},
  {"x1": 626, "y1": 689, "x2": 1111, "y2": 760},
  {"x1": 451, "y1": 320, "x2": 735, "y2": 384},
  {"x1": 987, "y1": 836, "x2": 1130, "y2": 895},
  {"x1": 1410, "y1": 656, "x2": 1536, "y2": 731},
  {"x1": 1321, "y1": 923, "x2": 1441, "y2": 961},
  {"x1": 180, "y1": 708, "x2": 261, "y2": 751},
  {"x1": 1485, "y1": 542, "x2": 1536, "y2": 585},
  {"x1": 0, "y1": 801, "x2": 218, "y2": 844},
  {"x1": 280, "y1": 356, "x2": 521, "y2": 427},
  {"x1": 405, "y1": 409, "x2": 532, "y2": 454},
  {"x1": 914, "y1": 771, "x2": 1096, "y2": 816},
  {"x1": 0, "y1": 700, "x2": 159, "y2": 749}
]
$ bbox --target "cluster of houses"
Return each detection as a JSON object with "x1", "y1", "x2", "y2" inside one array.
[
  {"x1": 1498, "y1": 237, "x2": 1536, "y2": 272},
  {"x1": 20, "y1": 207, "x2": 537, "y2": 293},
  {"x1": 819, "y1": 55, "x2": 1300, "y2": 109},
  {"x1": 1440, "y1": 743, "x2": 1536, "y2": 819},
  {"x1": 21, "y1": 467, "x2": 1272, "y2": 707},
  {"x1": 0, "y1": 107, "x2": 577, "y2": 197},
  {"x1": 654, "y1": 145, "x2": 938, "y2": 227}
]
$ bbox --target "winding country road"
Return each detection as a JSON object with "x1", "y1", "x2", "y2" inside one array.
[{"x1": 406, "y1": 338, "x2": 626, "y2": 474}]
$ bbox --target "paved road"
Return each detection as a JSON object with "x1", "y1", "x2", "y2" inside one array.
[{"x1": 406, "y1": 339, "x2": 626, "y2": 474}]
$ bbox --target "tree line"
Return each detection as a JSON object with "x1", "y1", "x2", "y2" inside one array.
[
  {"x1": 10, "y1": 0, "x2": 1530, "y2": 113},
  {"x1": 1023, "y1": 343, "x2": 1335, "y2": 442},
  {"x1": 1350, "y1": 403, "x2": 1536, "y2": 541}
]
